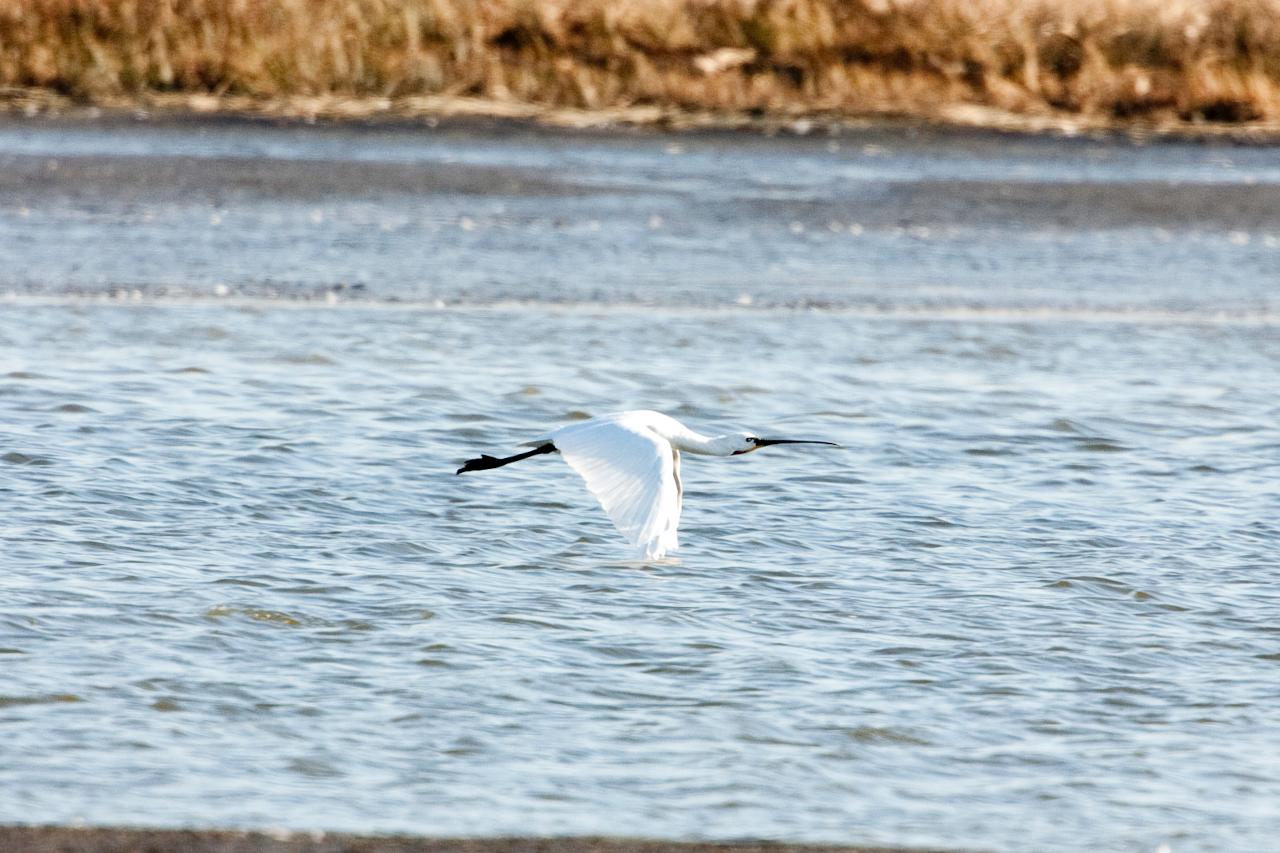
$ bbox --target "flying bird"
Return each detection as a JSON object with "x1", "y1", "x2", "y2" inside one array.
[{"x1": 456, "y1": 410, "x2": 837, "y2": 559}]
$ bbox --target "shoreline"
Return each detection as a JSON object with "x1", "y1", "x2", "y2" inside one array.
[
  {"x1": 0, "y1": 827, "x2": 970, "y2": 853},
  {"x1": 5, "y1": 88, "x2": 1280, "y2": 145}
]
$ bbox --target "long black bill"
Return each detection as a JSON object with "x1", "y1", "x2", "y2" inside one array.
[{"x1": 755, "y1": 438, "x2": 840, "y2": 448}]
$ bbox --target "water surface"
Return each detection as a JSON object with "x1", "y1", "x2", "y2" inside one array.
[{"x1": 1, "y1": 117, "x2": 1278, "y2": 853}]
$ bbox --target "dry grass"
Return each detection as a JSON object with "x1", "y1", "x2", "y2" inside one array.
[{"x1": 4, "y1": 0, "x2": 1280, "y2": 130}]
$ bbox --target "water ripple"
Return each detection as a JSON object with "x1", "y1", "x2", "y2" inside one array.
[{"x1": 2, "y1": 123, "x2": 1279, "y2": 853}]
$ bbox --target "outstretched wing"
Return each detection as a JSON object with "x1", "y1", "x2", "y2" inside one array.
[{"x1": 549, "y1": 418, "x2": 681, "y2": 559}]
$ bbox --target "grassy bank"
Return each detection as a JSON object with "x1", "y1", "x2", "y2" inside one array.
[{"x1": 4, "y1": 0, "x2": 1280, "y2": 133}]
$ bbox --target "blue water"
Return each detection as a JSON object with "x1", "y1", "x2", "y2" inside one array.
[{"x1": 1, "y1": 117, "x2": 1278, "y2": 852}]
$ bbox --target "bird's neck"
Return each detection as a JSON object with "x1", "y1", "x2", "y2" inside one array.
[{"x1": 672, "y1": 432, "x2": 736, "y2": 456}]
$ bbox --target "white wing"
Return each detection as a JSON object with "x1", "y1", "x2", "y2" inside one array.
[{"x1": 546, "y1": 416, "x2": 681, "y2": 559}]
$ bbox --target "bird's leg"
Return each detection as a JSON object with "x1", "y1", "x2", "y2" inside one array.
[{"x1": 456, "y1": 442, "x2": 556, "y2": 475}]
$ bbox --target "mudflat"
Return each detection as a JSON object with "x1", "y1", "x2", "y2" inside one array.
[
  {"x1": 5, "y1": 113, "x2": 1280, "y2": 229},
  {"x1": 0, "y1": 828, "x2": 963, "y2": 853}
]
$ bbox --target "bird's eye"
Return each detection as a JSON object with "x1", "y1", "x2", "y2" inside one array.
[{"x1": 747, "y1": 436, "x2": 758, "y2": 443}]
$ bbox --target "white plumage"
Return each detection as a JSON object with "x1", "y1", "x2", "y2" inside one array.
[
  {"x1": 457, "y1": 409, "x2": 837, "y2": 560},
  {"x1": 526, "y1": 412, "x2": 685, "y2": 559}
]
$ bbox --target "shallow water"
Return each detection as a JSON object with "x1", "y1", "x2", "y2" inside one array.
[{"x1": 1, "y1": 118, "x2": 1278, "y2": 853}]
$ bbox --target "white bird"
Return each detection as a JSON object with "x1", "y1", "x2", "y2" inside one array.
[{"x1": 456, "y1": 410, "x2": 837, "y2": 559}]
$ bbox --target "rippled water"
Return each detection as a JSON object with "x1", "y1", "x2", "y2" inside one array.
[{"x1": 1, "y1": 117, "x2": 1279, "y2": 853}]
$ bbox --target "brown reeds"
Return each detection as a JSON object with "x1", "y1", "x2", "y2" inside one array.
[{"x1": 3, "y1": 0, "x2": 1280, "y2": 129}]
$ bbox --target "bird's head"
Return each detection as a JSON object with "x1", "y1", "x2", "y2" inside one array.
[
  {"x1": 723, "y1": 432, "x2": 763, "y2": 455},
  {"x1": 724, "y1": 432, "x2": 839, "y2": 456}
]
